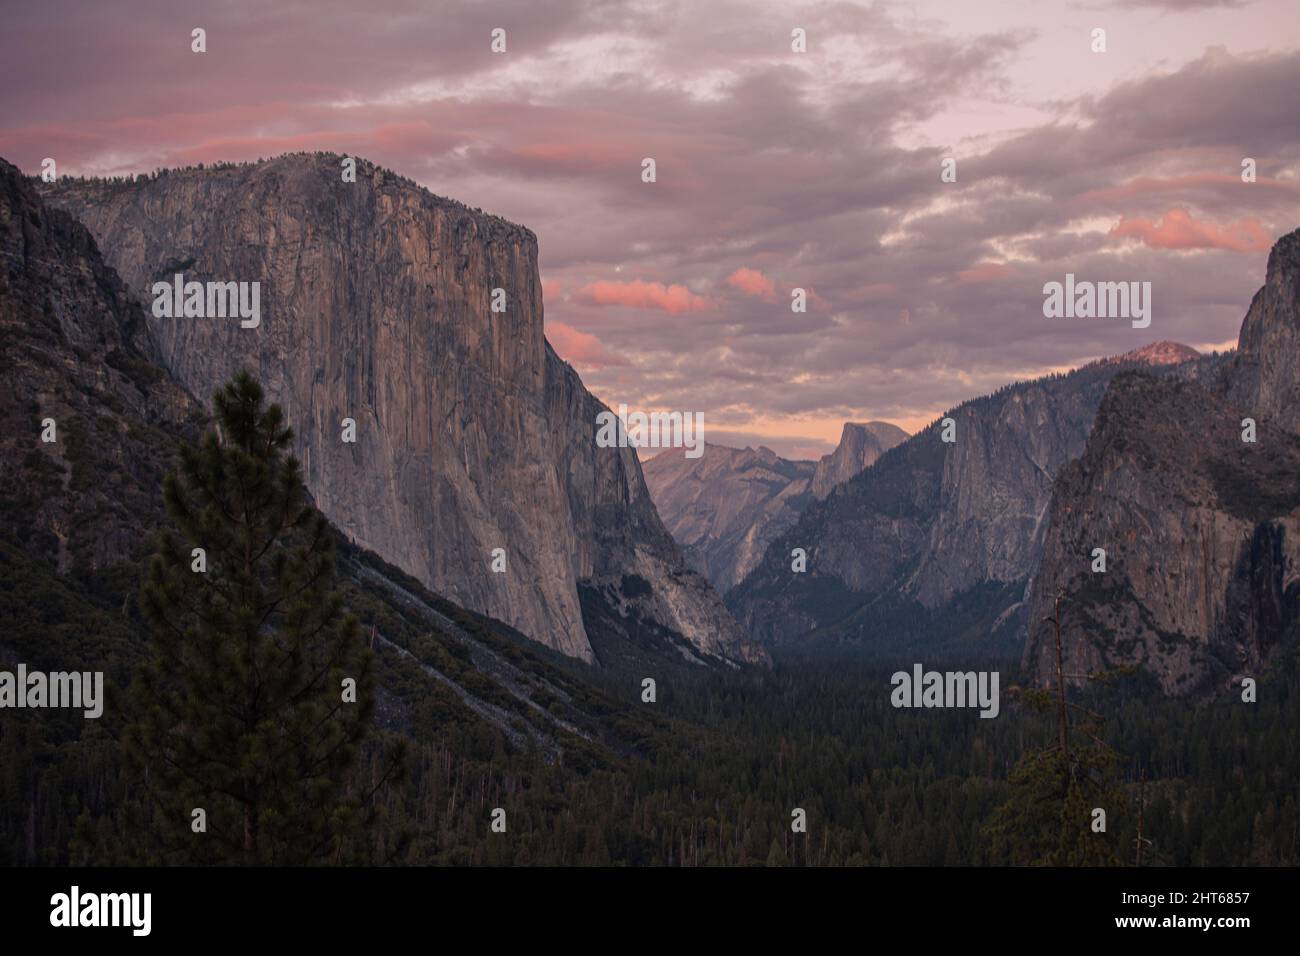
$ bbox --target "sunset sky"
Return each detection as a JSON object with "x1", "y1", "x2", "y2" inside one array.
[{"x1": 3, "y1": 0, "x2": 1299, "y2": 458}]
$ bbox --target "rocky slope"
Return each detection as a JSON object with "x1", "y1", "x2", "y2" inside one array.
[
  {"x1": 810, "y1": 422, "x2": 909, "y2": 500},
  {"x1": 41, "y1": 153, "x2": 760, "y2": 665},
  {"x1": 1024, "y1": 230, "x2": 1300, "y2": 695},
  {"x1": 0, "y1": 160, "x2": 205, "y2": 591},
  {"x1": 728, "y1": 349, "x2": 1204, "y2": 651},
  {"x1": 643, "y1": 443, "x2": 815, "y2": 593}
]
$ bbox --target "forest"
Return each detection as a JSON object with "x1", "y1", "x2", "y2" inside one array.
[{"x1": 2, "y1": 371, "x2": 1296, "y2": 867}]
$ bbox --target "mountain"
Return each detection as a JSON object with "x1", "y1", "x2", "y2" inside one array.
[
  {"x1": 643, "y1": 422, "x2": 908, "y2": 594},
  {"x1": 40, "y1": 153, "x2": 761, "y2": 666},
  {"x1": 1024, "y1": 230, "x2": 1300, "y2": 695},
  {"x1": 1225, "y1": 230, "x2": 1300, "y2": 432},
  {"x1": 0, "y1": 157, "x2": 694, "y2": 860},
  {"x1": 810, "y1": 421, "x2": 909, "y2": 499},
  {"x1": 1098, "y1": 340, "x2": 1200, "y2": 368},
  {"x1": 728, "y1": 346, "x2": 1213, "y2": 654},
  {"x1": 6, "y1": 157, "x2": 1299, "y2": 866},
  {"x1": 643, "y1": 443, "x2": 815, "y2": 593}
]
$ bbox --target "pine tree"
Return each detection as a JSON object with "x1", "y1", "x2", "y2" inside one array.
[
  {"x1": 124, "y1": 370, "x2": 395, "y2": 864},
  {"x1": 983, "y1": 590, "x2": 1124, "y2": 865}
]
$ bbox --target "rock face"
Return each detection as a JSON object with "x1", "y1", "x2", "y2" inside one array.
[
  {"x1": 643, "y1": 443, "x2": 815, "y2": 593},
  {"x1": 810, "y1": 422, "x2": 908, "y2": 500},
  {"x1": 1226, "y1": 230, "x2": 1300, "y2": 432},
  {"x1": 43, "y1": 153, "x2": 761, "y2": 665},
  {"x1": 1022, "y1": 373, "x2": 1300, "y2": 695},
  {"x1": 1025, "y1": 230, "x2": 1300, "y2": 695}
]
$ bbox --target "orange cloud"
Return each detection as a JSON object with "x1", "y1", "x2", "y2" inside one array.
[
  {"x1": 546, "y1": 322, "x2": 631, "y2": 369},
  {"x1": 573, "y1": 279, "x2": 713, "y2": 314},
  {"x1": 727, "y1": 266, "x2": 777, "y2": 300},
  {"x1": 1110, "y1": 208, "x2": 1272, "y2": 253}
]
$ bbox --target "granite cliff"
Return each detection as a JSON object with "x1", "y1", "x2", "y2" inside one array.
[
  {"x1": 1024, "y1": 230, "x2": 1300, "y2": 694},
  {"x1": 1225, "y1": 230, "x2": 1300, "y2": 432},
  {"x1": 810, "y1": 422, "x2": 908, "y2": 500},
  {"x1": 42, "y1": 154, "x2": 760, "y2": 665}
]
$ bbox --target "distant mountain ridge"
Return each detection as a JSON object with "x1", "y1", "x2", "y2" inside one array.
[
  {"x1": 643, "y1": 443, "x2": 815, "y2": 593},
  {"x1": 727, "y1": 357, "x2": 1134, "y2": 650},
  {"x1": 644, "y1": 421, "x2": 907, "y2": 593}
]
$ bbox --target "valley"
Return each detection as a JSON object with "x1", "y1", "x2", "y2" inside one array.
[{"x1": 2, "y1": 152, "x2": 1298, "y2": 867}]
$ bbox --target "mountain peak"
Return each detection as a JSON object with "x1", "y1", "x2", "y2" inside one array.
[
  {"x1": 1103, "y1": 340, "x2": 1200, "y2": 367},
  {"x1": 841, "y1": 420, "x2": 910, "y2": 444},
  {"x1": 811, "y1": 420, "x2": 909, "y2": 499},
  {"x1": 1231, "y1": 226, "x2": 1300, "y2": 430},
  {"x1": 1265, "y1": 226, "x2": 1300, "y2": 287}
]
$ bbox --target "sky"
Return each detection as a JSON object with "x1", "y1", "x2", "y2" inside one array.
[{"x1": 2, "y1": 0, "x2": 1299, "y2": 459}]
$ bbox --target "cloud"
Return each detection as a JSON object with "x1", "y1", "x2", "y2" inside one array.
[
  {"x1": 3, "y1": 2, "x2": 1298, "y2": 451},
  {"x1": 957, "y1": 262, "x2": 1015, "y2": 283},
  {"x1": 1083, "y1": 0, "x2": 1249, "y2": 9},
  {"x1": 727, "y1": 267, "x2": 776, "y2": 300},
  {"x1": 573, "y1": 279, "x2": 714, "y2": 314},
  {"x1": 1110, "y1": 208, "x2": 1274, "y2": 253},
  {"x1": 546, "y1": 322, "x2": 632, "y2": 369}
]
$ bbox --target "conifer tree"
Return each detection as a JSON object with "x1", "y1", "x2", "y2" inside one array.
[
  {"x1": 983, "y1": 590, "x2": 1124, "y2": 865},
  {"x1": 124, "y1": 371, "x2": 391, "y2": 864}
]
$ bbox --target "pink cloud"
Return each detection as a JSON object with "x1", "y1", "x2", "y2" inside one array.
[
  {"x1": 1110, "y1": 208, "x2": 1272, "y2": 253},
  {"x1": 512, "y1": 142, "x2": 633, "y2": 173},
  {"x1": 546, "y1": 322, "x2": 631, "y2": 369},
  {"x1": 957, "y1": 262, "x2": 1014, "y2": 283},
  {"x1": 727, "y1": 266, "x2": 777, "y2": 300},
  {"x1": 541, "y1": 278, "x2": 564, "y2": 303},
  {"x1": 1075, "y1": 173, "x2": 1300, "y2": 207},
  {"x1": 805, "y1": 286, "x2": 832, "y2": 312},
  {"x1": 573, "y1": 279, "x2": 713, "y2": 314}
]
